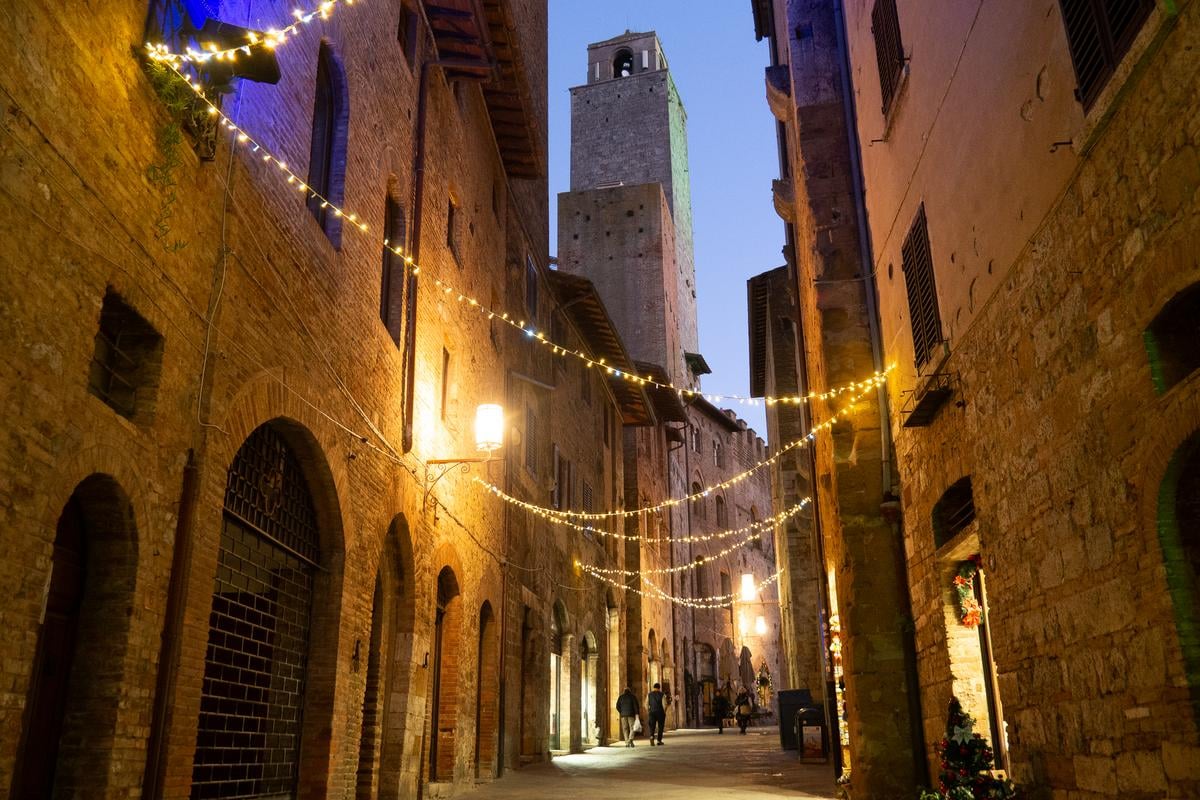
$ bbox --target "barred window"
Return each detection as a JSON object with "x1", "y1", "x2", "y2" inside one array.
[
  {"x1": 933, "y1": 476, "x2": 975, "y2": 547},
  {"x1": 89, "y1": 289, "x2": 163, "y2": 421},
  {"x1": 582, "y1": 481, "x2": 594, "y2": 513},
  {"x1": 1058, "y1": 0, "x2": 1153, "y2": 110},
  {"x1": 871, "y1": 0, "x2": 905, "y2": 116},
  {"x1": 901, "y1": 204, "x2": 943, "y2": 369}
]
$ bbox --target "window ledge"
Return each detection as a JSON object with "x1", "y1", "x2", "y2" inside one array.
[{"x1": 876, "y1": 62, "x2": 911, "y2": 144}]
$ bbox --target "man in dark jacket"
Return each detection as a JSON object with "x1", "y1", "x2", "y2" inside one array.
[
  {"x1": 616, "y1": 686, "x2": 640, "y2": 747},
  {"x1": 646, "y1": 683, "x2": 667, "y2": 745}
]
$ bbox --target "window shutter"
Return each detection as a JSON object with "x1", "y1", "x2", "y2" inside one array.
[
  {"x1": 1058, "y1": 0, "x2": 1152, "y2": 109},
  {"x1": 901, "y1": 204, "x2": 943, "y2": 369},
  {"x1": 871, "y1": 0, "x2": 905, "y2": 116}
]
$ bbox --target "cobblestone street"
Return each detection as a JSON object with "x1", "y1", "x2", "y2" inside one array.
[{"x1": 459, "y1": 728, "x2": 835, "y2": 799}]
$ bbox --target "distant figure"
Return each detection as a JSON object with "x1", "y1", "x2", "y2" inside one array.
[
  {"x1": 713, "y1": 690, "x2": 731, "y2": 734},
  {"x1": 647, "y1": 683, "x2": 667, "y2": 745},
  {"x1": 735, "y1": 689, "x2": 753, "y2": 734},
  {"x1": 616, "y1": 686, "x2": 640, "y2": 747}
]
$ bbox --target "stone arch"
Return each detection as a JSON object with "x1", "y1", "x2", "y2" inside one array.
[
  {"x1": 1155, "y1": 430, "x2": 1200, "y2": 721},
  {"x1": 580, "y1": 631, "x2": 600, "y2": 745},
  {"x1": 189, "y1": 420, "x2": 345, "y2": 798},
  {"x1": 519, "y1": 605, "x2": 542, "y2": 759},
  {"x1": 430, "y1": 565, "x2": 463, "y2": 782},
  {"x1": 612, "y1": 47, "x2": 634, "y2": 78},
  {"x1": 475, "y1": 600, "x2": 500, "y2": 779},
  {"x1": 605, "y1": 592, "x2": 621, "y2": 739},
  {"x1": 549, "y1": 600, "x2": 571, "y2": 752},
  {"x1": 12, "y1": 475, "x2": 139, "y2": 798},
  {"x1": 359, "y1": 513, "x2": 417, "y2": 800}
]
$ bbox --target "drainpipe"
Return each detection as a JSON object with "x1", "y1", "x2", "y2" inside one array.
[
  {"x1": 831, "y1": 0, "x2": 928, "y2": 783},
  {"x1": 142, "y1": 449, "x2": 200, "y2": 799}
]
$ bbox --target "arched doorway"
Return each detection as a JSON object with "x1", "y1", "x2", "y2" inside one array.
[
  {"x1": 191, "y1": 423, "x2": 331, "y2": 798},
  {"x1": 647, "y1": 629, "x2": 659, "y2": 689},
  {"x1": 580, "y1": 632, "x2": 599, "y2": 745},
  {"x1": 548, "y1": 600, "x2": 570, "y2": 752},
  {"x1": 1159, "y1": 431, "x2": 1200, "y2": 721},
  {"x1": 475, "y1": 601, "x2": 500, "y2": 779},
  {"x1": 356, "y1": 520, "x2": 416, "y2": 800},
  {"x1": 13, "y1": 476, "x2": 137, "y2": 798},
  {"x1": 697, "y1": 643, "x2": 717, "y2": 725},
  {"x1": 606, "y1": 594, "x2": 620, "y2": 740},
  {"x1": 430, "y1": 566, "x2": 463, "y2": 782},
  {"x1": 519, "y1": 606, "x2": 540, "y2": 760}
]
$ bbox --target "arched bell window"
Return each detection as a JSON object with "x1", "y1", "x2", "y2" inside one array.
[{"x1": 613, "y1": 48, "x2": 634, "y2": 78}]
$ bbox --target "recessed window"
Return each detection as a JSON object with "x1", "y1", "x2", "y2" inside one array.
[
  {"x1": 613, "y1": 48, "x2": 634, "y2": 78},
  {"x1": 440, "y1": 348, "x2": 451, "y2": 420},
  {"x1": 307, "y1": 42, "x2": 349, "y2": 247},
  {"x1": 397, "y1": 2, "x2": 418, "y2": 68},
  {"x1": 88, "y1": 289, "x2": 163, "y2": 421},
  {"x1": 380, "y1": 194, "x2": 406, "y2": 341},
  {"x1": 901, "y1": 204, "x2": 944, "y2": 369},
  {"x1": 715, "y1": 495, "x2": 728, "y2": 527},
  {"x1": 871, "y1": 0, "x2": 905, "y2": 116},
  {"x1": 1057, "y1": 0, "x2": 1153, "y2": 110},
  {"x1": 1144, "y1": 282, "x2": 1200, "y2": 394},
  {"x1": 525, "y1": 407, "x2": 538, "y2": 474},
  {"x1": 525, "y1": 256, "x2": 538, "y2": 321},
  {"x1": 933, "y1": 477, "x2": 976, "y2": 547},
  {"x1": 446, "y1": 198, "x2": 460, "y2": 262}
]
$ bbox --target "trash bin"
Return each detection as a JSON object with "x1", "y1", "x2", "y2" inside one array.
[
  {"x1": 795, "y1": 704, "x2": 828, "y2": 763},
  {"x1": 776, "y1": 689, "x2": 813, "y2": 749}
]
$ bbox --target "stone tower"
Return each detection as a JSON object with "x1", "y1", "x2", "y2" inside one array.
[{"x1": 558, "y1": 30, "x2": 699, "y2": 387}]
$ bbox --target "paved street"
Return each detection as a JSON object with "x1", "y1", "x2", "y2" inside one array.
[{"x1": 461, "y1": 728, "x2": 836, "y2": 799}]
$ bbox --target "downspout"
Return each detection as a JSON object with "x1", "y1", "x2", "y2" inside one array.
[
  {"x1": 831, "y1": 0, "x2": 928, "y2": 783},
  {"x1": 142, "y1": 449, "x2": 200, "y2": 799},
  {"x1": 666, "y1": 427, "x2": 685, "y2": 729},
  {"x1": 496, "y1": 367, "x2": 513, "y2": 775}
]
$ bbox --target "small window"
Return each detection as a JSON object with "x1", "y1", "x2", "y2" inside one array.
[
  {"x1": 89, "y1": 289, "x2": 163, "y2": 421},
  {"x1": 397, "y1": 2, "x2": 418, "y2": 68},
  {"x1": 1145, "y1": 283, "x2": 1200, "y2": 394},
  {"x1": 525, "y1": 256, "x2": 538, "y2": 321},
  {"x1": 613, "y1": 48, "x2": 634, "y2": 78},
  {"x1": 525, "y1": 408, "x2": 538, "y2": 474},
  {"x1": 1058, "y1": 0, "x2": 1153, "y2": 110},
  {"x1": 440, "y1": 348, "x2": 451, "y2": 420},
  {"x1": 581, "y1": 369, "x2": 592, "y2": 406},
  {"x1": 933, "y1": 477, "x2": 976, "y2": 547},
  {"x1": 901, "y1": 204, "x2": 944, "y2": 369},
  {"x1": 715, "y1": 495, "x2": 727, "y2": 527},
  {"x1": 694, "y1": 559, "x2": 707, "y2": 596},
  {"x1": 446, "y1": 198, "x2": 460, "y2": 262},
  {"x1": 307, "y1": 42, "x2": 349, "y2": 247},
  {"x1": 714, "y1": 440, "x2": 725, "y2": 469},
  {"x1": 380, "y1": 194, "x2": 406, "y2": 340},
  {"x1": 871, "y1": 0, "x2": 905, "y2": 116},
  {"x1": 691, "y1": 482, "x2": 705, "y2": 521},
  {"x1": 582, "y1": 481, "x2": 594, "y2": 514},
  {"x1": 721, "y1": 572, "x2": 733, "y2": 611}
]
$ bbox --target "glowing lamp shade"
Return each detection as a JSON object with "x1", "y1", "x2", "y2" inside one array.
[
  {"x1": 740, "y1": 573, "x2": 757, "y2": 603},
  {"x1": 755, "y1": 615, "x2": 768, "y2": 635},
  {"x1": 474, "y1": 404, "x2": 504, "y2": 453}
]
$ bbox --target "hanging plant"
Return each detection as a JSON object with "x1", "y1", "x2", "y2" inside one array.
[{"x1": 953, "y1": 555, "x2": 983, "y2": 628}]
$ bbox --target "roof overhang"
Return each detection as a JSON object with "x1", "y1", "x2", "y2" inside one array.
[
  {"x1": 547, "y1": 272, "x2": 654, "y2": 426},
  {"x1": 684, "y1": 351, "x2": 712, "y2": 377},
  {"x1": 635, "y1": 361, "x2": 689, "y2": 424}
]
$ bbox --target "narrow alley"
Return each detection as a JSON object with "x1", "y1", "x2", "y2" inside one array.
[{"x1": 459, "y1": 728, "x2": 835, "y2": 800}]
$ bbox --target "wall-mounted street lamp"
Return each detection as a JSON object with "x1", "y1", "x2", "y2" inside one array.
[
  {"x1": 424, "y1": 403, "x2": 504, "y2": 507},
  {"x1": 755, "y1": 615, "x2": 768, "y2": 636},
  {"x1": 740, "y1": 573, "x2": 758, "y2": 603}
]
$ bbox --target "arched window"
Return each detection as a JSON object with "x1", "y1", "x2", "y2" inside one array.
[
  {"x1": 431, "y1": 567, "x2": 462, "y2": 781},
  {"x1": 715, "y1": 495, "x2": 727, "y2": 527},
  {"x1": 691, "y1": 481, "x2": 704, "y2": 521},
  {"x1": 191, "y1": 424, "x2": 322, "y2": 798},
  {"x1": 613, "y1": 48, "x2": 634, "y2": 78},
  {"x1": 307, "y1": 42, "x2": 349, "y2": 246},
  {"x1": 933, "y1": 476, "x2": 975, "y2": 548},
  {"x1": 1145, "y1": 283, "x2": 1200, "y2": 393}
]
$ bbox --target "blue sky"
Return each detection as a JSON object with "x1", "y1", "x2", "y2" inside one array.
[{"x1": 547, "y1": 1, "x2": 782, "y2": 437}]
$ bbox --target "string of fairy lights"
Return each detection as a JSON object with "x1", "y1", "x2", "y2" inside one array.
[
  {"x1": 141, "y1": 10, "x2": 889, "y2": 609},
  {"x1": 476, "y1": 384, "x2": 874, "y2": 521},
  {"x1": 144, "y1": 55, "x2": 894, "y2": 409},
  {"x1": 146, "y1": 0, "x2": 355, "y2": 65},
  {"x1": 575, "y1": 569, "x2": 783, "y2": 610},
  {"x1": 578, "y1": 499, "x2": 810, "y2": 576}
]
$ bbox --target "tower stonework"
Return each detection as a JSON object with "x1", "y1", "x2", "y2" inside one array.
[{"x1": 559, "y1": 30, "x2": 698, "y2": 386}]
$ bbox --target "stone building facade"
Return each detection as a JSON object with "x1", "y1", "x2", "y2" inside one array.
[
  {"x1": 559, "y1": 30, "x2": 780, "y2": 732},
  {"x1": 0, "y1": 1, "x2": 656, "y2": 798},
  {"x1": 752, "y1": 0, "x2": 1200, "y2": 797}
]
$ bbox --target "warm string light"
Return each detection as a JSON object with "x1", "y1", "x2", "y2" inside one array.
[
  {"x1": 150, "y1": 63, "x2": 891, "y2": 407},
  {"x1": 530, "y1": 499, "x2": 809, "y2": 544},
  {"x1": 146, "y1": 0, "x2": 353, "y2": 65},
  {"x1": 578, "y1": 570, "x2": 782, "y2": 610},
  {"x1": 476, "y1": 386, "x2": 873, "y2": 520}
]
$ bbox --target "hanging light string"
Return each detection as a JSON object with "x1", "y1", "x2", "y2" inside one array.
[
  {"x1": 534, "y1": 498, "x2": 810, "y2": 544},
  {"x1": 146, "y1": 0, "x2": 354, "y2": 66},
  {"x1": 476, "y1": 385, "x2": 873, "y2": 520},
  {"x1": 577, "y1": 499, "x2": 810, "y2": 576},
  {"x1": 140, "y1": 63, "x2": 894, "y2": 409},
  {"x1": 577, "y1": 567, "x2": 782, "y2": 610}
]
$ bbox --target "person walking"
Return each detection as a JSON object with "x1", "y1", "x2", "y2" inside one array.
[
  {"x1": 646, "y1": 683, "x2": 667, "y2": 745},
  {"x1": 616, "y1": 686, "x2": 640, "y2": 747},
  {"x1": 713, "y1": 690, "x2": 730, "y2": 733},
  {"x1": 735, "y1": 689, "x2": 753, "y2": 734}
]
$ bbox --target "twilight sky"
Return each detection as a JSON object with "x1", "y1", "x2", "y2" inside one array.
[{"x1": 547, "y1": 0, "x2": 782, "y2": 438}]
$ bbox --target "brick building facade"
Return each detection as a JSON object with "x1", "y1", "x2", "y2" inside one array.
[
  {"x1": 0, "y1": 1, "x2": 670, "y2": 797},
  {"x1": 751, "y1": 0, "x2": 1200, "y2": 797}
]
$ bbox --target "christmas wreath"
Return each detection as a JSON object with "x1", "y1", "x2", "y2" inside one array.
[{"x1": 953, "y1": 555, "x2": 983, "y2": 628}]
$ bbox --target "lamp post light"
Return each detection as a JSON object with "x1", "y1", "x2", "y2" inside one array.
[{"x1": 424, "y1": 403, "x2": 504, "y2": 507}]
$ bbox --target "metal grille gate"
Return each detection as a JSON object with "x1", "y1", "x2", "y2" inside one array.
[{"x1": 191, "y1": 425, "x2": 321, "y2": 799}]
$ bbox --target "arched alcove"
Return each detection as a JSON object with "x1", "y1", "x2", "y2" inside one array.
[{"x1": 430, "y1": 566, "x2": 463, "y2": 781}]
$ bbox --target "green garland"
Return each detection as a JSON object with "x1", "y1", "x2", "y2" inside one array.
[{"x1": 953, "y1": 555, "x2": 983, "y2": 628}]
